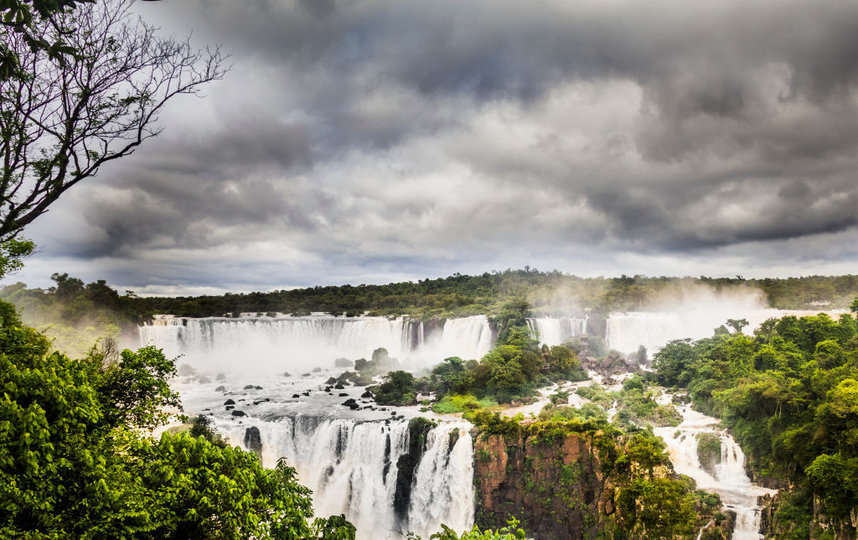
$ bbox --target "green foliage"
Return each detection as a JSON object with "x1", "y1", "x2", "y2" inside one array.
[
  {"x1": 652, "y1": 311, "x2": 858, "y2": 531},
  {"x1": 432, "y1": 394, "x2": 497, "y2": 414},
  {"x1": 130, "y1": 437, "x2": 316, "y2": 539},
  {"x1": 427, "y1": 325, "x2": 585, "y2": 405},
  {"x1": 467, "y1": 410, "x2": 523, "y2": 438},
  {"x1": 544, "y1": 345, "x2": 587, "y2": 381},
  {"x1": 616, "y1": 477, "x2": 697, "y2": 537},
  {"x1": 612, "y1": 385, "x2": 681, "y2": 429},
  {"x1": 696, "y1": 433, "x2": 722, "y2": 476},
  {"x1": 0, "y1": 299, "x2": 353, "y2": 538},
  {"x1": 0, "y1": 238, "x2": 33, "y2": 279},
  {"x1": 575, "y1": 382, "x2": 613, "y2": 408},
  {"x1": 95, "y1": 345, "x2": 181, "y2": 431},
  {"x1": 1, "y1": 274, "x2": 153, "y2": 357},
  {"x1": 805, "y1": 454, "x2": 858, "y2": 520},
  {"x1": 0, "y1": 0, "x2": 91, "y2": 80},
  {"x1": 372, "y1": 370, "x2": 417, "y2": 406},
  {"x1": 430, "y1": 357, "x2": 473, "y2": 395},
  {"x1": 130, "y1": 271, "x2": 858, "y2": 318},
  {"x1": 426, "y1": 517, "x2": 528, "y2": 539},
  {"x1": 311, "y1": 514, "x2": 357, "y2": 539},
  {"x1": 537, "y1": 402, "x2": 607, "y2": 423}
]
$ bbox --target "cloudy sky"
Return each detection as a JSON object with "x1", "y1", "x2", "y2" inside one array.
[{"x1": 8, "y1": 0, "x2": 858, "y2": 295}]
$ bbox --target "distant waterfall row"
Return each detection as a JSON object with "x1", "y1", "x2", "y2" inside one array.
[
  {"x1": 138, "y1": 315, "x2": 494, "y2": 372},
  {"x1": 139, "y1": 309, "x2": 841, "y2": 371},
  {"x1": 605, "y1": 308, "x2": 843, "y2": 354},
  {"x1": 216, "y1": 416, "x2": 474, "y2": 540}
]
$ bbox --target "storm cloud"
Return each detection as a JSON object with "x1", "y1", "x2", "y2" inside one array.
[{"x1": 11, "y1": 0, "x2": 858, "y2": 292}]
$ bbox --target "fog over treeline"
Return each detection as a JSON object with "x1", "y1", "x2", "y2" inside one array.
[{"x1": 3, "y1": 269, "x2": 856, "y2": 328}]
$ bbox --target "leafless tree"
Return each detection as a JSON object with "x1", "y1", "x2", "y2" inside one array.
[{"x1": 0, "y1": 0, "x2": 227, "y2": 243}]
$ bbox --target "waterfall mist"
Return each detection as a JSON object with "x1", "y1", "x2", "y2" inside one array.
[{"x1": 139, "y1": 315, "x2": 494, "y2": 374}]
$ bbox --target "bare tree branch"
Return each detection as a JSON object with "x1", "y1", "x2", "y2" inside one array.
[{"x1": 0, "y1": 0, "x2": 228, "y2": 242}]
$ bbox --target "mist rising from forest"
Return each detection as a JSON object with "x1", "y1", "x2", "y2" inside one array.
[{"x1": 640, "y1": 283, "x2": 769, "y2": 313}]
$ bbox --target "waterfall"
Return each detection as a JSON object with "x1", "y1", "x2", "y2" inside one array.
[
  {"x1": 139, "y1": 315, "x2": 494, "y2": 373},
  {"x1": 605, "y1": 309, "x2": 847, "y2": 354},
  {"x1": 653, "y1": 403, "x2": 775, "y2": 539},
  {"x1": 407, "y1": 424, "x2": 475, "y2": 535},
  {"x1": 214, "y1": 416, "x2": 474, "y2": 540},
  {"x1": 526, "y1": 317, "x2": 587, "y2": 346}
]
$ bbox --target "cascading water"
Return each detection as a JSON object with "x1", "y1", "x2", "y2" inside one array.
[
  {"x1": 212, "y1": 413, "x2": 473, "y2": 540},
  {"x1": 606, "y1": 309, "x2": 846, "y2": 354},
  {"x1": 526, "y1": 317, "x2": 587, "y2": 346},
  {"x1": 653, "y1": 403, "x2": 775, "y2": 539},
  {"x1": 139, "y1": 315, "x2": 494, "y2": 373}
]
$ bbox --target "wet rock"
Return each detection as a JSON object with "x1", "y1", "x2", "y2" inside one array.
[
  {"x1": 302, "y1": 373, "x2": 311, "y2": 377},
  {"x1": 216, "y1": 373, "x2": 226, "y2": 381},
  {"x1": 225, "y1": 405, "x2": 234, "y2": 411},
  {"x1": 393, "y1": 418, "x2": 434, "y2": 521},
  {"x1": 177, "y1": 364, "x2": 196, "y2": 377},
  {"x1": 224, "y1": 399, "x2": 235, "y2": 406},
  {"x1": 339, "y1": 392, "x2": 349, "y2": 397},
  {"x1": 197, "y1": 376, "x2": 211, "y2": 384},
  {"x1": 312, "y1": 367, "x2": 322, "y2": 373},
  {"x1": 334, "y1": 358, "x2": 354, "y2": 368},
  {"x1": 342, "y1": 398, "x2": 360, "y2": 410},
  {"x1": 361, "y1": 389, "x2": 374, "y2": 399},
  {"x1": 215, "y1": 385, "x2": 226, "y2": 392},
  {"x1": 334, "y1": 383, "x2": 345, "y2": 390},
  {"x1": 243, "y1": 385, "x2": 255, "y2": 390},
  {"x1": 302, "y1": 391, "x2": 310, "y2": 396},
  {"x1": 244, "y1": 426, "x2": 263, "y2": 456},
  {"x1": 292, "y1": 393, "x2": 300, "y2": 398},
  {"x1": 283, "y1": 371, "x2": 291, "y2": 377},
  {"x1": 231, "y1": 410, "x2": 246, "y2": 417}
]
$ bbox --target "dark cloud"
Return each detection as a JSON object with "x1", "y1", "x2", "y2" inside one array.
[{"x1": 8, "y1": 0, "x2": 858, "y2": 292}]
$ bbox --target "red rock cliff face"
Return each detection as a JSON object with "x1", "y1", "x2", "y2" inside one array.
[{"x1": 474, "y1": 431, "x2": 615, "y2": 540}]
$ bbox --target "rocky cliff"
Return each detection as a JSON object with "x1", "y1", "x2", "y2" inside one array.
[{"x1": 471, "y1": 416, "x2": 733, "y2": 539}]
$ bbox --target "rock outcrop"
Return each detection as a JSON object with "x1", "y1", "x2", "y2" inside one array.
[
  {"x1": 472, "y1": 421, "x2": 734, "y2": 540},
  {"x1": 474, "y1": 431, "x2": 607, "y2": 539}
]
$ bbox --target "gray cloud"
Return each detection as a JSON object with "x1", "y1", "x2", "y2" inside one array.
[{"x1": 8, "y1": 0, "x2": 858, "y2": 292}]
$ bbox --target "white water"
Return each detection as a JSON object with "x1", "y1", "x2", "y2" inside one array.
[
  {"x1": 653, "y1": 404, "x2": 775, "y2": 539},
  {"x1": 526, "y1": 317, "x2": 587, "y2": 346},
  {"x1": 213, "y1": 414, "x2": 474, "y2": 540},
  {"x1": 139, "y1": 315, "x2": 493, "y2": 373},
  {"x1": 606, "y1": 309, "x2": 846, "y2": 354}
]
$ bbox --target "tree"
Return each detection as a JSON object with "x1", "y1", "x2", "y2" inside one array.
[
  {"x1": 0, "y1": 299, "x2": 350, "y2": 537},
  {"x1": 372, "y1": 370, "x2": 417, "y2": 406},
  {"x1": 851, "y1": 297, "x2": 858, "y2": 314},
  {"x1": 726, "y1": 318, "x2": 749, "y2": 333},
  {"x1": 0, "y1": 0, "x2": 226, "y2": 265},
  {"x1": 0, "y1": 1, "x2": 92, "y2": 80}
]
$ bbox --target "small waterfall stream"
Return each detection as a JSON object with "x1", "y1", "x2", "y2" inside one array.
[
  {"x1": 525, "y1": 317, "x2": 588, "y2": 346},
  {"x1": 653, "y1": 403, "x2": 775, "y2": 539}
]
